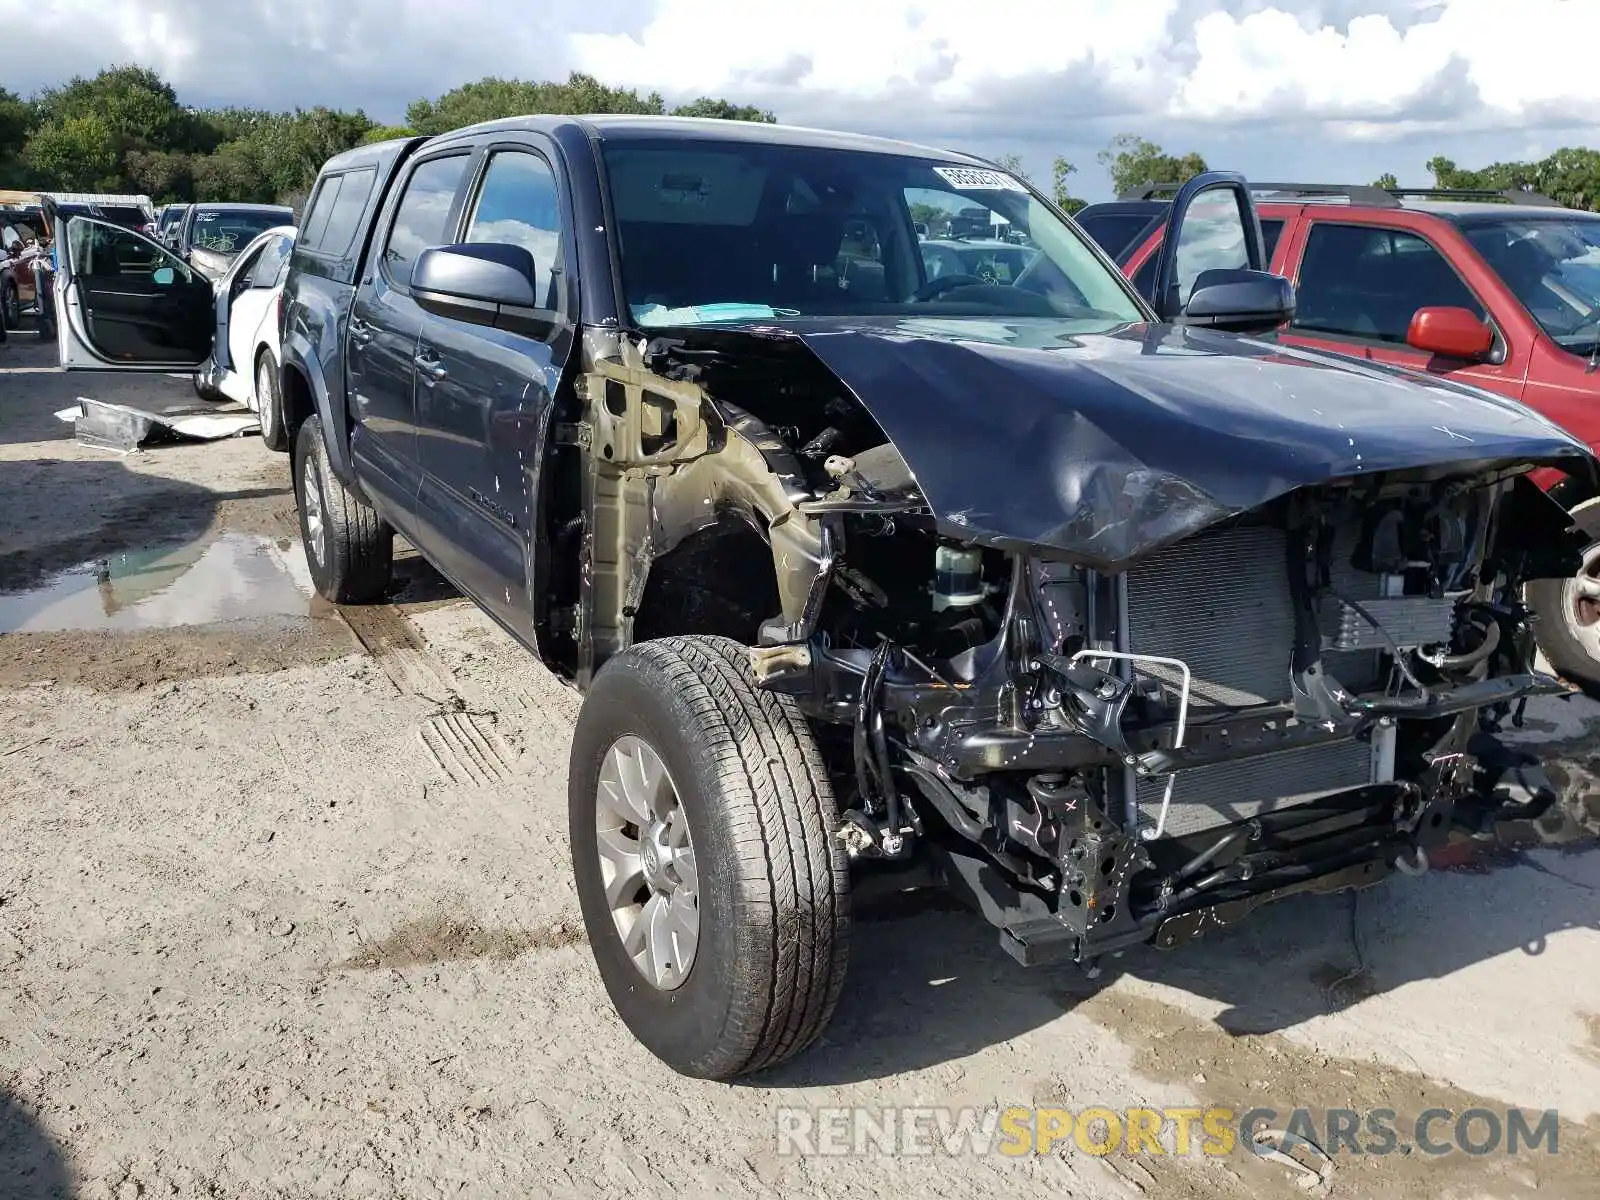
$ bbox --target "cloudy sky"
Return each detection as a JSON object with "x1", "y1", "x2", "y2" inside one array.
[{"x1": 1, "y1": 0, "x2": 1594, "y2": 200}]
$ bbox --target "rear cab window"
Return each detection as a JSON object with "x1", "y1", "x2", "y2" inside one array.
[{"x1": 293, "y1": 166, "x2": 381, "y2": 280}]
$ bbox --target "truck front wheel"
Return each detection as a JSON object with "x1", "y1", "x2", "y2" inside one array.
[
  {"x1": 569, "y1": 635, "x2": 850, "y2": 1080},
  {"x1": 1530, "y1": 496, "x2": 1600, "y2": 697},
  {"x1": 293, "y1": 414, "x2": 392, "y2": 604}
]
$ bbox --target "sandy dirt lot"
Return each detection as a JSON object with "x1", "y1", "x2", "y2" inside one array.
[{"x1": 2, "y1": 335, "x2": 1597, "y2": 1199}]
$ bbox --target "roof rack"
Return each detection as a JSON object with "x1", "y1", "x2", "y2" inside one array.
[
  {"x1": 1121, "y1": 182, "x2": 1398, "y2": 205},
  {"x1": 1122, "y1": 181, "x2": 1561, "y2": 208},
  {"x1": 1382, "y1": 186, "x2": 1561, "y2": 207}
]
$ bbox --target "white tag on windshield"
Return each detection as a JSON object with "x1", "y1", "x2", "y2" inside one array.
[{"x1": 932, "y1": 166, "x2": 1028, "y2": 193}]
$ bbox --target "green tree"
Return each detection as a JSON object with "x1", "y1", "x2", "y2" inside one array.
[
  {"x1": 1425, "y1": 149, "x2": 1600, "y2": 211},
  {"x1": 1097, "y1": 134, "x2": 1207, "y2": 197},
  {"x1": 1051, "y1": 156, "x2": 1086, "y2": 214},
  {"x1": 124, "y1": 148, "x2": 197, "y2": 201},
  {"x1": 670, "y1": 98, "x2": 774, "y2": 122},
  {"x1": 243, "y1": 107, "x2": 375, "y2": 199},
  {"x1": 33, "y1": 65, "x2": 198, "y2": 149},
  {"x1": 23, "y1": 113, "x2": 120, "y2": 189},
  {"x1": 360, "y1": 124, "x2": 419, "y2": 145},
  {"x1": 406, "y1": 72, "x2": 667, "y2": 135},
  {"x1": 991, "y1": 152, "x2": 1030, "y2": 181},
  {"x1": 1372, "y1": 172, "x2": 1398, "y2": 190},
  {"x1": 908, "y1": 201, "x2": 948, "y2": 236},
  {"x1": 0, "y1": 86, "x2": 32, "y2": 186}
]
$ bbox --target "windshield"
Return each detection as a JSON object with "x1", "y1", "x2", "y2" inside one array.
[
  {"x1": 189, "y1": 209, "x2": 286, "y2": 255},
  {"x1": 1464, "y1": 215, "x2": 1600, "y2": 355},
  {"x1": 601, "y1": 139, "x2": 1143, "y2": 329}
]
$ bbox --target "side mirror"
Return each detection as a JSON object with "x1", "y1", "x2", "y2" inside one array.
[
  {"x1": 412, "y1": 244, "x2": 554, "y2": 337},
  {"x1": 1406, "y1": 306, "x2": 1493, "y2": 360},
  {"x1": 1180, "y1": 267, "x2": 1296, "y2": 334}
]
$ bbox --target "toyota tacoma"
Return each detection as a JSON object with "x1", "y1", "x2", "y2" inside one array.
[{"x1": 48, "y1": 117, "x2": 1597, "y2": 1081}]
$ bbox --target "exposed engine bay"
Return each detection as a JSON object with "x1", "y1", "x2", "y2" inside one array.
[{"x1": 556, "y1": 320, "x2": 1591, "y2": 969}]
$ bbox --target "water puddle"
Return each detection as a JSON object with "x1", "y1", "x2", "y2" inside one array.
[{"x1": 0, "y1": 532, "x2": 318, "y2": 633}]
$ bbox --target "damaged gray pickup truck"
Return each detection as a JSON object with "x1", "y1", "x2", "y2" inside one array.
[{"x1": 50, "y1": 117, "x2": 1598, "y2": 1081}]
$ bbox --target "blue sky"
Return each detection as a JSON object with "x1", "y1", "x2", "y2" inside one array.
[{"x1": 1, "y1": 0, "x2": 1594, "y2": 201}]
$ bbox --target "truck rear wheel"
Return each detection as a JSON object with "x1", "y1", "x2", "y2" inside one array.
[
  {"x1": 1530, "y1": 497, "x2": 1600, "y2": 697},
  {"x1": 293, "y1": 414, "x2": 392, "y2": 604},
  {"x1": 568, "y1": 635, "x2": 850, "y2": 1080}
]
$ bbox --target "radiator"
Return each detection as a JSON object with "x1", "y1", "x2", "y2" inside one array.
[
  {"x1": 1127, "y1": 526, "x2": 1296, "y2": 708},
  {"x1": 1126, "y1": 525, "x2": 1373, "y2": 836}
]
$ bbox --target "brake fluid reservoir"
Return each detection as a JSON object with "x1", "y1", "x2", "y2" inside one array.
[{"x1": 933, "y1": 545, "x2": 984, "y2": 611}]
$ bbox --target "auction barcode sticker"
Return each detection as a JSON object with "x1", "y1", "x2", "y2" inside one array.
[{"x1": 932, "y1": 166, "x2": 1028, "y2": 192}]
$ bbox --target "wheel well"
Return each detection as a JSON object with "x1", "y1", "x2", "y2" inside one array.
[
  {"x1": 279, "y1": 362, "x2": 315, "y2": 441},
  {"x1": 631, "y1": 518, "x2": 780, "y2": 647}
]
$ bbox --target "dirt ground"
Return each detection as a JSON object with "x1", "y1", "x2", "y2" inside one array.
[{"x1": 1, "y1": 335, "x2": 1597, "y2": 1199}]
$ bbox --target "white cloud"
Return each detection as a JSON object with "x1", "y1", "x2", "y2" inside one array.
[{"x1": 1173, "y1": 0, "x2": 1600, "y2": 125}]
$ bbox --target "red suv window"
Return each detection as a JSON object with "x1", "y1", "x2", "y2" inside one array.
[{"x1": 1291, "y1": 223, "x2": 1484, "y2": 345}]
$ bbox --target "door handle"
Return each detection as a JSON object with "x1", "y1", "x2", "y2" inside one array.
[
  {"x1": 414, "y1": 350, "x2": 448, "y2": 383},
  {"x1": 348, "y1": 317, "x2": 374, "y2": 345}
]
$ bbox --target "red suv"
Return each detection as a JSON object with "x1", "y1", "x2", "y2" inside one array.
[{"x1": 1078, "y1": 182, "x2": 1600, "y2": 692}]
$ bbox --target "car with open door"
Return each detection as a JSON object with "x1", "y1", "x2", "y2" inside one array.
[
  {"x1": 189, "y1": 225, "x2": 297, "y2": 449},
  {"x1": 52, "y1": 215, "x2": 230, "y2": 386},
  {"x1": 48, "y1": 124, "x2": 1597, "y2": 1083}
]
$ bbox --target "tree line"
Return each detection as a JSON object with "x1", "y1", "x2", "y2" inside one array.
[
  {"x1": 0, "y1": 66, "x2": 775, "y2": 211},
  {"x1": 2, "y1": 66, "x2": 1596, "y2": 217}
]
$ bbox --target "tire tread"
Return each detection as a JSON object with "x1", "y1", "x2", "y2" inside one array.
[{"x1": 585, "y1": 635, "x2": 849, "y2": 1077}]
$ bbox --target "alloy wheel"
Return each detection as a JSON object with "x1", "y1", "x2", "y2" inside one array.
[
  {"x1": 301, "y1": 458, "x2": 325, "y2": 567},
  {"x1": 594, "y1": 734, "x2": 700, "y2": 990},
  {"x1": 1563, "y1": 539, "x2": 1600, "y2": 660}
]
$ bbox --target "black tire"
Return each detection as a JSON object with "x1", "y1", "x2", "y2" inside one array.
[
  {"x1": 254, "y1": 349, "x2": 288, "y2": 452},
  {"x1": 1529, "y1": 497, "x2": 1600, "y2": 697},
  {"x1": 0, "y1": 280, "x2": 17, "y2": 331},
  {"x1": 192, "y1": 372, "x2": 227, "y2": 402},
  {"x1": 292, "y1": 413, "x2": 392, "y2": 603},
  {"x1": 569, "y1": 635, "x2": 850, "y2": 1080}
]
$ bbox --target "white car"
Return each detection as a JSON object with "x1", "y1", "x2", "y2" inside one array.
[{"x1": 192, "y1": 225, "x2": 296, "y2": 450}]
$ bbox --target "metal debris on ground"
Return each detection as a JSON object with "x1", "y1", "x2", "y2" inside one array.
[{"x1": 54, "y1": 396, "x2": 259, "y2": 453}]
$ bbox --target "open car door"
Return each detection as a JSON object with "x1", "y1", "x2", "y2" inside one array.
[
  {"x1": 55, "y1": 216, "x2": 219, "y2": 372},
  {"x1": 1146, "y1": 171, "x2": 1294, "y2": 334}
]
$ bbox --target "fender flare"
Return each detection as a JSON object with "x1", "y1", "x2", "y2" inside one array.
[{"x1": 281, "y1": 333, "x2": 361, "y2": 494}]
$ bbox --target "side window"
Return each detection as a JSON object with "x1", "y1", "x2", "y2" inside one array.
[
  {"x1": 229, "y1": 245, "x2": 268, "y2": 298},
  {"x1": 1260, "y1": 219, "x2": 1284, "y2": 263},
  {"x1": 1293, "y1": 223, "x2": 1485, "y2": 344},
  {"x1": 320, "y1": 167, "x2": 377, "y2": 258},
  {"x1": 463, "y1": 151, "x2": 563, "y2": 308},
  {"x1": 299, "y1": 177, "x2": 342, "y2": 250},
  {"x1": 383, "y1": 155, "x2": 469, "y2": 286},
  {"x1": 68, "y1": 219, "x2": 193, "y2": 283},
  {"x1": 249, "y1": 235, "x2": 293, "y2": 287}
]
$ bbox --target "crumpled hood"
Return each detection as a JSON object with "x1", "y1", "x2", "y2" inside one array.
[{"x1": 765, "y1": 319, "x2": 1594, "y2": 569}]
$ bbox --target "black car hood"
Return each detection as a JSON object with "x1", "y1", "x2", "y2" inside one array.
[{"x1": 660, "y1": 318, "x2": 1592, "y2": 570}]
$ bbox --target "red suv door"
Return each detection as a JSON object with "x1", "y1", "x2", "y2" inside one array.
[{"x1": 1272, "y1": 210, "x2": 1530, "y2": 401}]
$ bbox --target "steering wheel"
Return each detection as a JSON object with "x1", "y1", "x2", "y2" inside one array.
[{"x1": 914, "y1": 273, "x2": 989, "y2": 302}]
